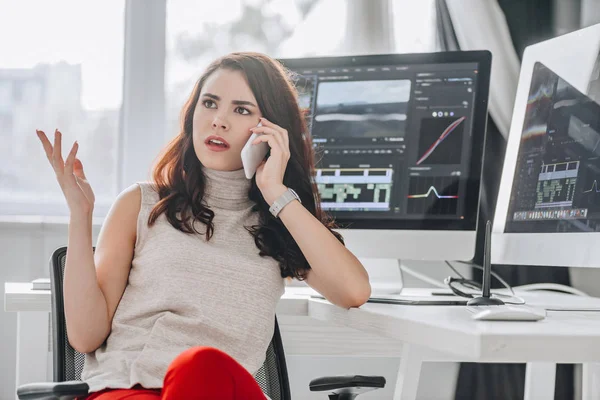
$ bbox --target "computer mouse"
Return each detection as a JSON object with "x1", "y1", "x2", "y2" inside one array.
[{"x1": 470, "y1": 305, "x2": 546, "y2": 321}]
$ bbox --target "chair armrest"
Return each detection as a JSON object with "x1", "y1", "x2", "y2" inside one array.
[
  {"x1": 309, "y1": 375, "x2": 385, "y2": 399},
  {"x1": 17, "y1": 381, "x2": 89, "y2": 400}
]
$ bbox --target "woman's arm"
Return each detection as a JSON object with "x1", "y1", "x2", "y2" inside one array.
[
  {"x1": 270, "y1": 187, "x2": 371, "y2": 309},
  {"x1": 66, "y1": 185, "x2": 140, "y2": 353},
  {"x1": 253, "y1": 118, "x2": 371, "y2": 309},
  {"x1": 36, "y1": 130, "x2": 139, "y2": 353}
]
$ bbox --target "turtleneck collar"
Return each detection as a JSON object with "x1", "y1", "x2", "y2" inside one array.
[{"x1": 201, "y1": 166, "x2": 254, "y2": 211}]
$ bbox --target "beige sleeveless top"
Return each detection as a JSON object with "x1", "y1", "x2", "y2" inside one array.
[{"x1": 81, "y1": 167, "x2": 285, "y2": 393}]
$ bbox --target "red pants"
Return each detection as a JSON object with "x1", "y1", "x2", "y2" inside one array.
[{"x1": 82, "y1": 346, "x2": 267, "y2": 399}]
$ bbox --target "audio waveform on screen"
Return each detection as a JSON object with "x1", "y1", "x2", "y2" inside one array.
[
  {"x1": 583, "y1": 180, "x2": 600, "y2": 193},
  {"x1": 407, "y1": 186, "x2": 459, "y2": 199},
  {"x1": 407, "y1": 176, "x2": 459, "y2": 215},
  {"x1": 581, "y1": 178, "x2": 600, "y2": 214},
  {"x1": 416, "y1": 116, "x2": 466, "y2": 165}
]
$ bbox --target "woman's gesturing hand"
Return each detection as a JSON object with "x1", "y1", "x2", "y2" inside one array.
[{"x1": 36, "y1": 129, "x2": 95, "y2": 216}]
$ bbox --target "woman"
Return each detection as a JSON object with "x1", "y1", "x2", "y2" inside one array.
[{"x1": 36, "y1": 52, "x2": 371, "y2": 400}]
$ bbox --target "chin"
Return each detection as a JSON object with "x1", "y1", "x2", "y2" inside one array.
[{"x1": 199, "y1": 157, "x2": 242, "y2": 172}]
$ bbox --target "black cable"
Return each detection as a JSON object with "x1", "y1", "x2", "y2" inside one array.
[
  {"x1": 444, "y1": 260, "x2": 468, "y2": 280},
  {"x1": 451, "y1": 260, "x2": 515, "y2": 295},
  {"x1": 439, "y1": 261, "x2": 524, "y2": 304}
]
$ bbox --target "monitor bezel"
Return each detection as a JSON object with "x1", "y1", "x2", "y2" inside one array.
[
  {"x1": 491, "y1": 23, "x2": 600, "y2": 268},
  {"x1": 278, "y1": 51, "x2": 492, "y2": 231}
]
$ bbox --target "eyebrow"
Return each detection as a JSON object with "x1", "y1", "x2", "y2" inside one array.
[{"x1": 202, "y1": 93, "x2": 257, "y2": 108}]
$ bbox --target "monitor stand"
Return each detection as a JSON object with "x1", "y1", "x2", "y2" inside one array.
[
  {"x1": 368, "y1": 259, "x2": 405, "y2": 296},
  {"x1": 468, "y1": 220, "x2": 505, "y2": 306}
]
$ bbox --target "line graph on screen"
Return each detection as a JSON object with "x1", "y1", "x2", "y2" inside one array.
[{"x1": 417, "y1": 116, "x2": 466, "y2": 165}]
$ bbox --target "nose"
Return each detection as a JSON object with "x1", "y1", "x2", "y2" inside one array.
[{"x1": 212, "y1": 115, "x2": 229, "y2": 131}]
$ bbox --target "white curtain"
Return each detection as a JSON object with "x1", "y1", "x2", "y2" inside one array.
[
  {"x1": 445, "y1": 0, "x2": 520, "y2": 139},
  {"x1": 342, "y1": 0, "x2": 395, "y2": 54}
]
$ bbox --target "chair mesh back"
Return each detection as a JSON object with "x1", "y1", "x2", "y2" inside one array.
[
  {"x1": 54, "y1": 250, "x2": 86, "y2": 381},
  {"x1": 254, "y1": 341, "x2": 283, "y2": 400},
  {"x1": 51, "y1": 247, "x2": 290, "y2": 399}
]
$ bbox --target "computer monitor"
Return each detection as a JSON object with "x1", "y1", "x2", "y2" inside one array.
[
  {"x1": 492, "y1": 23, "x2": 600, "y2": 268},
  {"x1": 279, "y1": 51, "x2": 491, "y2": 261}
]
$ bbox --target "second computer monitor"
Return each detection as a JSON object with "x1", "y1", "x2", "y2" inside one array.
[
  {"x1": 279, "y1": 51, "x2": 491, "y2": 261},
  {"x1": 492, "y1": 23, "x2": 600, "y2": 268}
]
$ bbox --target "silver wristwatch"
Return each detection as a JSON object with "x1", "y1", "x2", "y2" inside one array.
[{"x1": 269, "y1": 188, "x2": 301, "y2": 218}]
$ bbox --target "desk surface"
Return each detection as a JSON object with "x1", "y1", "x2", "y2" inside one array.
[
  {"x1": 7, "y1": 282, "x2": 600, "y2": 363},
  {"x1": 308, "y1": 291, "x2": 600, "y2": 363},
  {"x1": 4, "y1": 282, "x2": 314, "y2": 316}
]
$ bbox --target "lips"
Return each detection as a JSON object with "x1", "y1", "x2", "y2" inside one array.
[{"x1": 204, "y1": 135, "x2": 230, "y2": 148}]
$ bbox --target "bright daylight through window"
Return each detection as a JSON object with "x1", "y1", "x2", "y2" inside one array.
[
  {"x1": 0, "y1": 0, "x2": 434, "y2": 218},
  {"x1": 0, "y1": 0, "x2": 124, "y2": 217}
]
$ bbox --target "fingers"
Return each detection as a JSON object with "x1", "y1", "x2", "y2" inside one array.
[
  {"x1": 72, "y1": 157, "x2": 95, "y2": 203},
  {"x1": 61, "y1": 141, "x2": 81, "y2": 191},
  {"x1": 53, "y1": 129, "x2": 65, "y2": 173},
  {"x1": 252, "y1": 133, "x2": 277, "y2": 147},
  {"x1": 74, "y1": 162, "x2": 95, "y2": 204},
  {"x1": 36, "y1": 129, "x2": 94, "y2": 211},
  {"x1": 258, "y1": 118, "x2": 289, "y2": 150},
  {"x1": 251, "y1": 123, "x2": 290, "y2": 159},
  {"x1": 251, "y1": 134, "x2": 291, "y2": 163},
  {"x1": 64, "y1": 141, "x2": 79, "y2": 176},
  {"x1": 257, "y1": 118, "x2": 286, "y2": 143},
  {"x1": 36, "y1": 130, "x2": 54, "y2": 162},
  {"x1": 73, "y1": 158, "x2": 87, "y2": 180},
  {"x1": 251, "y1": 125, "x2": 284, "y2": 149},
  {"x1": 37, "y1": 129, "x2": 83, "y2": 184}
]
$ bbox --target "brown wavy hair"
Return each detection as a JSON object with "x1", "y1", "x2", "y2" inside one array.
[{"x1": 147, "y1": 52, "x2": 343, "y2": 280}]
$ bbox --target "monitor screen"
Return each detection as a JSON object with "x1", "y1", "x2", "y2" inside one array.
[
  {"x1": 280, "y1": 52, "x2": 490, "y2": 231},
  {"x1": 505, "y1": 61, "x2": 600, "y2": 233}
]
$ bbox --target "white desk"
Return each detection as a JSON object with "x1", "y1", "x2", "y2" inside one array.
[
  {"x1": 6, "y1": 282, "x2": 600, "y2": 400},
  {"x1": 308, "y1": 291, "x2": 600, "y2": 400}
]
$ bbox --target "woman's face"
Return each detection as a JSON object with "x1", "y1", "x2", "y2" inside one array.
[{"x1": 192, "y1": 68, "x2": 262, "y2": 171}]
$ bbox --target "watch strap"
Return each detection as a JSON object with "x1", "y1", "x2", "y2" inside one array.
[{"x1": 269, "y1": 188, "x2": 301, "y2": 218}]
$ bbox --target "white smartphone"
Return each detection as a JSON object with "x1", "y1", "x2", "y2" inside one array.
[{"x1": 241, "y1": 121, "x2": 269, "y2": 179}]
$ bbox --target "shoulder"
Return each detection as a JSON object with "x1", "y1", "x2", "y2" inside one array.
[
  {"x1": 100, "y1": 184, "x2": 143, "y2": 242},
  {"x1": 108, "y1": 183, "x2": 143, "y2": 219},
  {"x1": 107, "y1": 182, "x2": 158, "y2": 219},
  {"x1": 122, "y1": 182, "x2": 143, "y2": 198},
  {"x1": 130, "y1": 181, "x2": 160, "y2": 205}
]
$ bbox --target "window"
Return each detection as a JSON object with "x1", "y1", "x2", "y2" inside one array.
[
  {"x1": 0, "y1": 0, "x2": 125, "y2": 217},
  {"x1": 1, "y1": 0, "x2": 438, "y2": 218},
  {"x1": 165, "y1": 0, "x2": 347, "y2": 139}
]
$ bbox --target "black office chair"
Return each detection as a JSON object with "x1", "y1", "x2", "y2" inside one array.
[{"x1": 17, "y1": 246, "x2": 385, "y2": 400}]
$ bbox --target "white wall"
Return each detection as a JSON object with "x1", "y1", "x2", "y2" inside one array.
[
  {"x1": 0, "y1": 221, "x2": 102, "y2": 399},
  {"x1": 0, "y1": 221, "x2": 101, "y2": 400}
]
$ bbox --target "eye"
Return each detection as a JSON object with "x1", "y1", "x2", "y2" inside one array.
[
  {"x1": 235, "y1": 107, "x2": 251, "y2": 115},
  {"x1": 203, "y1": 100, "x2": 217, "y2": 109}
]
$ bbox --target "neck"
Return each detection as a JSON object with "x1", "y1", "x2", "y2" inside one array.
[{"x1": 201, "y1": 166, "x2": 253, "y2": 211}]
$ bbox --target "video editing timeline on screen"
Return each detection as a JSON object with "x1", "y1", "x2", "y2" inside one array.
[
  {"x1": 316, "y1": 168, "x2": 392, "y2": 211},
  {"x1": 506, "y1": 62, "x2": 600, "y2": 233},
  {"x1": 291, "y1": 61, "x2": 479, "y2": 220}
]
